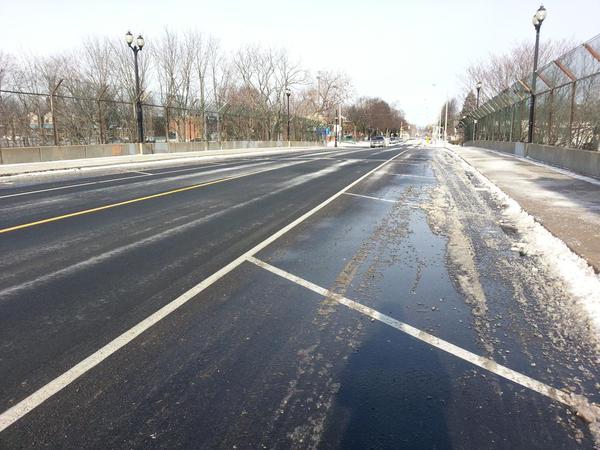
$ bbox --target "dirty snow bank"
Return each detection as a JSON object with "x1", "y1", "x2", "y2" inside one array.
[{"x1": 445, "y1": 148, "x2": 600, "y2": 337}]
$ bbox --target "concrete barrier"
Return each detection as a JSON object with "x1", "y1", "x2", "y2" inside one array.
[
  {"x1": 1, "y1": 147, "x2": 42, "y2": 164},
  {"x1": 527, "y1": 144, "x2": 600, "y2": 179},
  {"x1": 464, "y1": 140, "x2": 600, "y2": 179},
  {"x1": 465, "y1": 140, "x2": 516, "y2": 154},
  {"x1": 40, "y1": 146, "x2": 87, "y2": 162},
  {"x1": 0, "y1": 141, "x2": 320, "y2": 166}
]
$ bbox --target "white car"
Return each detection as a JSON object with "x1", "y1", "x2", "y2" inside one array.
[{"x1": 370, "y1": 136, "x2": 386, "y2": 148}]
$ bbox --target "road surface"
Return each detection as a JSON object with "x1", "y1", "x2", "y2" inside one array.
[{"x1": 0, "y1": 143, "x2": 598, "y2": 449}]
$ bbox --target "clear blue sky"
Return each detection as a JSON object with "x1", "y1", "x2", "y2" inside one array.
[{"x1": 1, "y1": 0, "x2": 598, "y2": 125}]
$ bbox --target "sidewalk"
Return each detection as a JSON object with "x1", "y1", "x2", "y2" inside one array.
[
  {"x1": 0, "y1": 145, "x2": 327, "y2": 177},
  {"x1": 447, "y1": 144, "x2": 600, "y2": 273}
]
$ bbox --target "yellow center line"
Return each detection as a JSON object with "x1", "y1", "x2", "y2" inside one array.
[{"x1": 0, "y1": 172, "x2": 250, "y2": 234}]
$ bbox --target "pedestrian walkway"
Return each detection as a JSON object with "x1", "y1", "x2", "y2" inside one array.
[{"x1": 449, "y1": 144, "x2": 600, "y2": 272}]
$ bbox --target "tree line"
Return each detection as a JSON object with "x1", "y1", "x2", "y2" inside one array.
[{"x1": 0, "y1": 29, "x2": 409, "y2": 147}]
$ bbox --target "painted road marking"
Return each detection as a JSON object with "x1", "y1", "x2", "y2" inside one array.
[
  {"x1": 0, "y1": 159, "x2": 319, "y2": 234},
  {"x1": 0, "y1": 176, "x2": 232, "y2": 234},
  {"x1": 343, "y1": 192, "x2": 422, "y2": 208},
  {"x1": 246, "y1": 256, "x2": 599, "y2": 416},
  {"x1": 344, "y1": 192, "x2": 398, "y2": 203},
  {"x1": 389, "y1": 173, "x2": 436, "y2": 180},
  {"x1": 0, "y1": 147, "x2": 374, "y2": 200},
  {"x1": 0, "y1": 161, "x2": 263, "y2": 200},
  {"x1": 0, "y1": 173, "x2": 153, "y2": 199},
  {"x1": 0, "y1": 149, "x2": 407, "y2": 432}
]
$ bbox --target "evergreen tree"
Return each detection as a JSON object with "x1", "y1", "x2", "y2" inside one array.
[{"x1": 460, "y1": 91, "x2": 477, "y2": 117}]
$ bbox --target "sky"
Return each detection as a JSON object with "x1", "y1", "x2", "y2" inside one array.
[{"x1": 0, "y1": 0, "x2": 598, "y2": 125}]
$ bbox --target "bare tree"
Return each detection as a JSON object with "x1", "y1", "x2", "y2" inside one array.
[
  {"x1": 346, "y1": 97, "x2": 407, "y2": 138},
  {"x1": 234, "y1": 46, "x2": 306, "y2": 139},
  {"x1": 460, "y1": 38, "x2": 574, "y2": 99}
]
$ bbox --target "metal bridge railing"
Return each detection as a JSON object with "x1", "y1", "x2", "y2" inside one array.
[
  {"x1": 0, "y1": 89, "x2": 322, "y2": 148},
  {"x1": 465, "y1": 34, "x2": 600, "y2": 151}
]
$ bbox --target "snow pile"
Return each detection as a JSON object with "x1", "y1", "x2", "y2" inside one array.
[{"x1": 448, "y1": 148, "x2": 600, "y2": 336}]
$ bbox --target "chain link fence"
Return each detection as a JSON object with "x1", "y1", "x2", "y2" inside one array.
[
  {"x1": 464, "y1": 34, "x2": 600, "y2": 151},
  {"x1": 0, "y1": 89, "x2": 321, "y2": 148}
]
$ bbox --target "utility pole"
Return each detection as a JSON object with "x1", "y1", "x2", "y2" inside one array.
[
  {"x1": 444, "y1": 99, "x2": 448, "y2": 142},
  {"x1": 50, "y1": 79, "x2": 63, "y2": 146},
  {"x1": 97, "y1": 85, "x2": 108, "y2": 144}
]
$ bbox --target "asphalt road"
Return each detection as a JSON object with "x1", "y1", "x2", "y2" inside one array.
[{"x1": 0, "y1": 143, "x2": 598, "y2": 449}]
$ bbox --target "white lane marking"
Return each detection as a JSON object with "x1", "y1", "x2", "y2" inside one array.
[
  {"x1": 294, "y1": 147, "x2": 370, "y2": 159},
  {"x1": 0, "y1": 149, "x2": 407, "y2": 433},
  {"x1": 389, "y1": 173, "x2": 436, "y2": 180},
  {"x1": 0, "y1": 149, "x2": 371, "y2": 200},
  {"x1": 0, "y1": 158, "x2": 302, "y2": 201},
  {"x1": 246, "y1": 256, "x2": 595, "y2": 413},
  {"x1": 342, "y1": 192, "x2": 423, "y2": 208},
  {"x1": 0, "y1": 174, "x2": 152, "y2": 199},
  {"x1": 0, "y1": 162, "x2": 362, "y2": 297},
  {"x1": 343, "y1": 192, "x2": 397, "y2": 203},
  {"x1": 0, "y1": 163, "x2": 241, "y2": 200}
]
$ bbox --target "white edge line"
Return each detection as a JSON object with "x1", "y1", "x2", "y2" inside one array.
[
  {"x1": 0, "y1": 148, "x2": 407, "y2": 433},
  {"x1": 389, "y1": 173, "x2": 436, "y2": 179},
  {"x1": 245, "y1": 256, "x2": 589, "y2": 412},
  {"x1": 343, "y1": 192, "x2": 398, "y2": 203},
  {"x1": 343, "y1": 192, "x2": 422, "y2": 209}
]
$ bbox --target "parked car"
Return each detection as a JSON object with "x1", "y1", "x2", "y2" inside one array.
[{"x1": 370, "y1": 136, "x2": 386, "y2": 148}]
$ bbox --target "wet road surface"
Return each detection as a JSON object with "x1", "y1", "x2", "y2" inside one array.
[{"x1": 0, "y1": 143, "x2": 598, "y2": 449}]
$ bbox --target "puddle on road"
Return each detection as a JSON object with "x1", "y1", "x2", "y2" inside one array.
[
  {"x1": 260, "y1": 148, "x2": 600, "y2": 446},
  {"x1": 327, "y1": 148, "x2": 600, "y2": 445}
]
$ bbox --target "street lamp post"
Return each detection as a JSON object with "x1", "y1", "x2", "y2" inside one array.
[
  {"x1": 125, "y1": 31, "x2": 145, "y2": 146},
  {"x1": 474, "y1": 81, "x2": 482, "y2": 140},
  {"x1": 285, "y1": 87, "x2": 291, "y2": 145},
  {"x1": 334, "y1": 113, "x2": 338, "y2": 148},
  {"x1": 527, "y1": 5, "x2": 547, "y2": 143}
]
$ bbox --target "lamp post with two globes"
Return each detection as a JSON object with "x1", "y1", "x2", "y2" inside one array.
[
  {"x1": 125, "y1": 31, "x2": 145, "y2": 144},
  {"x1": 527, "y1": 5, "x2": 547, "y2": 143}
]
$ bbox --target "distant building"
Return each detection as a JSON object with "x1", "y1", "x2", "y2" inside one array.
[{"x1": 28, "y1": 112, "x2": 53, "y2": 129}]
